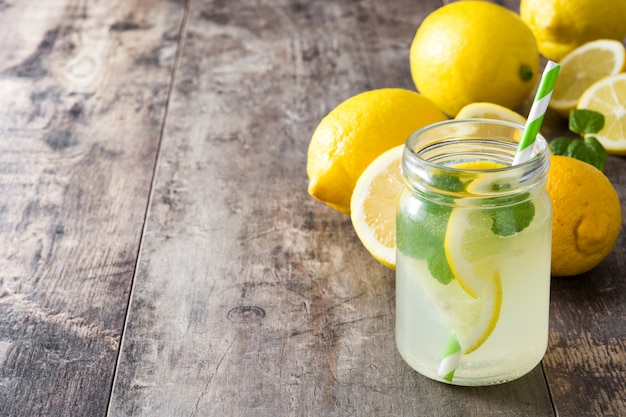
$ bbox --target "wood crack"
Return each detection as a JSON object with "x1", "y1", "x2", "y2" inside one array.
[{"x1": 190, "y1": 335, "x2": 237, "y2": 417}]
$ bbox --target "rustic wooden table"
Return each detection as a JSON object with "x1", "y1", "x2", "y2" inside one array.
[{"x1": 0, "y1": 0, "x2": 624, "y2": 416}]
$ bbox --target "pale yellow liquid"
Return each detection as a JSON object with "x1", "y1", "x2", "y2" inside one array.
[{"x1": 395, "y1": 193, "x2": 552, "y2": 385}]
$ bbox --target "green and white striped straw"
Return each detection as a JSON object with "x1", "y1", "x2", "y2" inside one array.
[
  {"x1": 513, "y1": 60, "x2": 560, "y2": 165},
  {"x1": 437, "y1": 333, "x2": 462, "y2": 382},
  {"x1": 436, "y1": 62, "x2": 560, "y2": 383}
]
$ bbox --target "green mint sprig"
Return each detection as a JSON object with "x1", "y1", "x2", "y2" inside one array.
[
  {"x1": 396, "y1": 202, "x2": 454, "y2": 285},
  {"x1": 396, "y1": 171, "x2": 535, "y2": 287},
  {"x1": 549, "y1": 109, "x2": 607, "y2": 171},
  {"x1": 488, "y1": 198, "x2": 535, "y2": 237}
]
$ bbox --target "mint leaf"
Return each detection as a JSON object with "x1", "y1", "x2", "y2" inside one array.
[
  {"x1": 549, "y1": 134, "x2": 607, "y2": 172},
  {"x1": 549, "y1": 137, "x2": 573, "y2": 155},
  {"x1": 397, "y1": 201, "x2": 451, "y2": 257},
  {"x1": 584, "y1": 137, "x2": 607, "y2": 172},
  {"x1": 559, "y1": 137, "x2": 606, "y2": 172},
  {"x1": 431, "y1": 172, "x2": 465, "y2": 193},
  {"x1": 566, "y1": 139, "x2": 590, "y2": 162},
  {"x1": 396, "y1": 215, "x2": 430, "y2": 261},
  {"x1": 569, "y1": 109, "x2": 605, "y2": 134},
  {"x1": 427, "y1": 247, "x2": 454, "y2": 285},
  {"x1": 396, "y1": 200, "x2": 454, "y2": 285},
  {"x1": 487, "y1": 198, "x2": 535, "y2": 237}
]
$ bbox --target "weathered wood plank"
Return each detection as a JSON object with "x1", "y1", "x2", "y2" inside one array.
[
  {"x1": 0, "y1": 1, "x2": 185, "y2": 415},
  {"x1": 535, "y1": 41, "x2": 626, "y2": 417},
  {"x1": 108, "y1": 0, "x2": 555, "y2": 415},
  {"x1": 543, "y1": 206, "x2": 626, "y2": 416}
]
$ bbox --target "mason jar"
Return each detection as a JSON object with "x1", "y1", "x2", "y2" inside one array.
[{"x1": 395, "y1": 119, "x2": 552, "y2": 386}]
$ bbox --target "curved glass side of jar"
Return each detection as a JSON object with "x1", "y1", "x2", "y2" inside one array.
[{"x1": 395, "y1": 119, "x2": 552, "y2": 386}]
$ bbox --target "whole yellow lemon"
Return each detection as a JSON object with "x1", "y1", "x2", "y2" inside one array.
[
  {"x1": 307, "y1": 88, "x2": 447, "y2": 214},
  {"x1": 521, "y1": 0, "x2": 626, "y2": 61},
  {"x1": 547, "y1": 155, "x2": 622, "y2": 276},
  {"x1": 410, "y1": 1, "x2": 539, "y2": 117}
]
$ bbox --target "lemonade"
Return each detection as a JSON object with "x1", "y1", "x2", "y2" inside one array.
[{"x1": 395, "y1": 119, "x2": 552, "y2": 385}]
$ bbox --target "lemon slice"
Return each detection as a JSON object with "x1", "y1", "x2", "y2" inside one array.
[
  {"x1": 550, "y1": 39, "x2": 626, "y2": 117},
  {"x1": 577, "y1": 73, "x2": 626, "y2": 155},
  {"x1": 350, "y1": 145, "x2": 404, "y2": 269},
  {"x1": 418, "y1": 265, "x2": 502, "y2": 355},
  {"x1": 444, "y1": 209, "x2": 504, "y2": 353},
  {"x1": 455, "y1": 161, "x2": 512, "y2": 202},
  {"x1": 456, "y1": 102, "x2": 527, "y2": 125}
]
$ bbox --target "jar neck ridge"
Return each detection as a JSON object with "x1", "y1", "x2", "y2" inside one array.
[{"x1": 402, "y1": 119, "x2": 550, "y2": 205}]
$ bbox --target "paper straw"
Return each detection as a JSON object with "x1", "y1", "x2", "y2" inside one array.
[
  {"x1": 512, "y1": 60, "x2": 560, "y2": 165},
  {"x1": 435, "y1": 62, "x2": 560, "y2": 383},
  {"x1": 437, "y1": 333, "x2": 462, "y2": 382}
]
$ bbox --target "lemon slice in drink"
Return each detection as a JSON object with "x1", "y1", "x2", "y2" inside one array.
[
  {"x1": 444, "y1": 208, "x2": 504, "y2": 354},
  {"x1": 350, "y1": 145, "x2": 405, "y2": 269},
  {"x1": 577, "y1": 73, "x2": 626, "y2": 155},
  {"x1": 442, "y1": 161, "x2": 507, "y2": 354},
  {"x1": 420, "y1": 265, "x2": 502, "y2": 355},
  {"x1": 550, "y1": 39, "x2": 626, "y2": 117}
]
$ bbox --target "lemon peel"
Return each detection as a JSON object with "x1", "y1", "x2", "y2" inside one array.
[
  {"x1": 307, "y1": 89, "x2": 446, "y2": 214},
  {"x1": 521, "y1": 0, "x2": 626, "y2": 61},
  {"x1": 546, "y1": 155, "x2": 622, "y2": 276},
  {"x1": 410, "y1": 1, "x2": 539, "y2": 116}
]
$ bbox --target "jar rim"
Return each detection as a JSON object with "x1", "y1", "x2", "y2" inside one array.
[{"x1": 402, "y1": 118, "x2": 550, "y2": 199}]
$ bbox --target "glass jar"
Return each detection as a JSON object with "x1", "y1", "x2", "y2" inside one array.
[{"x1": 395, "y1": 119, "x2": 551, "y2": 386}]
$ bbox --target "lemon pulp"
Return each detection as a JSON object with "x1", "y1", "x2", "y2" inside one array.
[
  {"x1": 350, "y1": 145, "x2": 405, "y2": 269},
  {"x1": 550, "y1": 39, "x2": 626, "y2": 117},
  {"x1": 577, "y1": 73, "x2": 626, "y2": 155}
]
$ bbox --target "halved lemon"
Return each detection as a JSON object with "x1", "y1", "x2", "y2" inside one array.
[
  {"x1": 350, "y1": 145, "x2": 404, "y2": 269},
  {"x1": 550, "y1": 39, "x2": 626, "y2": 117},
  {"x1": 444, "y1": 208, "x2": 504, "y2": 354},
  {"x1": 577, "y1": 72, "x2": 626, "y2": 155},
  {"x1": 455, "y1": 102, "x2": 527, "y2": 125}
]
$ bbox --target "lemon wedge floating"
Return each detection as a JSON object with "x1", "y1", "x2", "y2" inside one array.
[
  {"x1": 350, "y1": 145, "x2": 405, "y2": 269},
  {"x1": 456, "y1": 102, "x2": 527, "y2": 125},
  {"x1": 441, "y1": 161, "x2": 508, "y2": 354},
  {"x1": 550, "y1": 39, "x2": 626, "y2": 117},
  {"x1": 577, "y1": 72, "x2": 626, "y2": 155}
]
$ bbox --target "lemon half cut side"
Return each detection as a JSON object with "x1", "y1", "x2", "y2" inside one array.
[
  {"x1": 577, "y1": 73, "x2": 626, "y2": 155},
  {"x1": 456, "y1": 102, "x2": 527, "y2": 125},
  {"x1": 350, "y1": 145, "x2": 405, "y2": 269},
  {"x1": 550, "y1": 39, "x2": 626, "y2": 117}
]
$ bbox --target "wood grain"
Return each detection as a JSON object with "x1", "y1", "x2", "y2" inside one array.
[
  {"x1": 0, "y1": 1, "x2": 185, "y2": 415},
  {"x1": 0, "y1": 0, "x2": 624, "y2": 415},
  {"x1": 544, "y1": 235, "x2": 626, "y2": 417},
  {"x1": 537, "y1": 40, "x2": 626, "y2": 417},
  {"x1": 108, "y1": 0, "x2": 556, "y2": 416}
]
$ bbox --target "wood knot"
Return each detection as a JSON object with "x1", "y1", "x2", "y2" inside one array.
[{"x1": 227, "y1": 305, "x2": 266, "y2": 323}]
